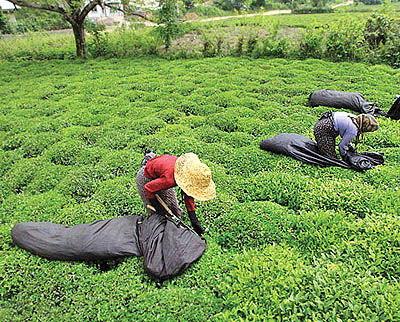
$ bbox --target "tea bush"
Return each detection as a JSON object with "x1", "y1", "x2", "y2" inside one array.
[{"x1": 1, "y1": 57, "x2": 399, "y2": 320}]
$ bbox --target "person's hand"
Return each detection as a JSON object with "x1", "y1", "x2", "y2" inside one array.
[
  {"x1": 191, "y1": 221, "x2": 205, "y2": 236},
  {"x1": 188, "y1": 211, "x2": 205, "y2": 236},
  {"x1": 348, "y1": 145, "x2": 355, "y2": 153}
]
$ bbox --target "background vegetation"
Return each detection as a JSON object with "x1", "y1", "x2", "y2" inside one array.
[
  {"x1": 2, "y1": 7, "x2": 400, "y2": 67},
  {"x1": 0, "y1": 56, "x2": 399, "y2": 320}
]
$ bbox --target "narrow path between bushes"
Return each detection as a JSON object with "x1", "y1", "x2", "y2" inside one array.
[{"x1": 191, "y1": 9, "x2": 292, "y2": 23}]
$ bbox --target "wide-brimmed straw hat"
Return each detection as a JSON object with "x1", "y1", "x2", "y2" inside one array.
[{"x1": 174, "y1": 153, "x2": 216, "y2": 201}]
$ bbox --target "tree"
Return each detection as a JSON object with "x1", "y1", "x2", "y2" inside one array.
[
  {"x1": 7, "y1": 0, "x2": 152, "y2": 58},
  {"x1": 157, "y1": 0, "x2": 180, "y2": 50}
]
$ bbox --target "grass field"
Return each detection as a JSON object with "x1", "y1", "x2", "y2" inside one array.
[{"x1": 1, "y1": 57, "x2": 400, "y2": 320}]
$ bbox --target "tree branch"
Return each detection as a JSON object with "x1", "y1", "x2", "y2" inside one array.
[
  {"x1": 7, "y1": 0, "x2": 66, "y2": 14},
  {"x1": 104, "y1": 3, "x2": 156, "y2": 23},
  {"x1": 80, "y1": 0, "x2": 102, "y2": 20}
]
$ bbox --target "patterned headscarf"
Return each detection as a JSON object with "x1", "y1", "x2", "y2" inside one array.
[{"x1": 350, "y1": 114, "x2": 379, "y2": 148}]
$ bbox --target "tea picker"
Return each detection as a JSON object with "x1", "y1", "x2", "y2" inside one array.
[
  {"x1": 313, "y1": 112, "x2": 379, "y2": 160},
  {"x1": 136, "y1": 152, "x2": 216, "y2": 236}
]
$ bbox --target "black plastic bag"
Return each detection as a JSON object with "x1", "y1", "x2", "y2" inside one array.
[
  {"x1": 388, "y1": 97, "x2": 400, "y2": 120},
  {"x1": 260, "y1": 133, "x2": 384, "y2": 171},
  {"x1": 12, "y1": 216, "x2": 142, "y2": 261},
  {"x1": 139, "y1": 214, "x2": 207, "y2": 280},
  {"x1": 12, "y1": 214, "x2": 207, "y2": 280},
  {"x1": 309, "y1": 89, "x2": 377, "y2": 115}
]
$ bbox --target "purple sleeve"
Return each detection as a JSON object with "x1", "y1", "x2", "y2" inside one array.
[{"x1": 338, "y1": 130, "x2": 357, "y2": 157}]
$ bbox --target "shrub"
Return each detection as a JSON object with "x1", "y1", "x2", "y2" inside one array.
[
  {"x1": 1, "y1": 190, "x2": 74, "y2": 225},
  {"x1": 43, "y1": 139, "x2": 84, "y2": 166},
  {"x1": 90, "y1": 176, "x2": 141, "y2": 217},
  {"x1": 131, "y1": 117, "x2": 166, "y2": 135},
  {"x1": 206, "y1": 112, "x2": 239, "y2": 132},
  {"x1": 292, "y1": 6, "x2": 334, "y2": 14},
  {"x1": 210, "y1": 201, "x2": 295, "y2": 250},
  {"x1": 190, "y1": 5, "x2": 227, "y2": 18},
  {"x1": 0, "y1": 10, "x2": 12, "y2": 34},
  {"x1": 96, "y1": 150, "x2": 143, "y2": 179},
  {"x1": 20, "y1": 132, "x2": 61, "y2": 158},
  {"x1": 0, "y1": 150, "x2": 22, "y2": 177},
  {"x1": 298, "y1": 25, "x2": 324, "y2": 59},
  {"x1": 25, "y1": 163, "x2": 69, "y2": 194},
  {"x1": 324, "y1": 19, "x2": 366, "y2": 62},
  {"x1": 363, "y1": 14, "x2": 395, "y2": 50},
  {"x1": 2, "y1": 57, "x2": 400, "y2": 320},
  {"x1": 2, "y1": 157, "x2": 45, "y2": 193},
  {"x1": 55, "y1": 165, "x2": 103, "y2": 201}
]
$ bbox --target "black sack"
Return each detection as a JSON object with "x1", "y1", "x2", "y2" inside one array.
[
  {"x1": 345, "y1": 151, "x2": 384, "y2": 171},
  {"x1": 309, "y1": 89, "x2": 376, "y2": 115},
  {"x1": 139, "y1": 214, "x2": 207, "y2": 280},
  {"x1": 11, "y1": 216, "x2": 142, "y2": 261},
  {"x1": 388, "y1": 97, "x2": 400, "y2": 120},
  {"x1": 260, "y1": 133, "x2": 384, "y2": 171},
  {"x1": 11, "y1": 214, "x2": 207, "y2": 280}
]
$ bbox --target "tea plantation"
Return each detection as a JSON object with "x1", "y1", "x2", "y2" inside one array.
[{"x1": 1, "y1": 57, "x2": 400, "y2": 320}]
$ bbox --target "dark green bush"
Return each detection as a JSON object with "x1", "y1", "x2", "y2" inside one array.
[
  {"x1": 1, "y1": 191, "x2": 74, "y2": 225},
  {"x1": 20, "y1": 132, "x2": 61, "y2": 158},
  {"x1": 292, "y1": 6, "x2": 334, "y2": 14},
  {"x1": 189, "y1": 5, "x2": 227, "y2": 18},
  {"x1": 13, "y1": 7, "x2": 69, "y2": 32},
  {"x1": 96, "y1": 150, "x2": 143, "y2": 179},
  {"x1": 2, "y1": 157, "x2": 45, "y2": 193},
  {"x1": 131, "y1": 117, "x2": 166, "y2": 135}
]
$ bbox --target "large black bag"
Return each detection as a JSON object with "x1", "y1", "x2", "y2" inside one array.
[
  {"x1": 388, "y1": 97, "x2": 400, "y2": 120},
  {"x1": 260, "y1": 133, "x2": 384, "y2": 171},
  {"x1": 12, "y1": 213, "x2": 207, "y2": 280},
  {"x1": 309, "y1": 89, "x2": 377, "y2": 115}
]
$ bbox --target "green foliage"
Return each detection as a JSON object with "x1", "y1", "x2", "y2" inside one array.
[
  {"x1": 157, "y1": 0, "x2": 182, "y2": 49},
  {"x1": 12, "y1": 7, "x2": 69, "y2": 33},
  {"x1": 292, "y1": 6, "x2": 334, "y2": 13},
  {"x1": 1, "y1": 57, "x2": 399, "y2": 320},
  {"x1": 86, "y1": 21, "x2": 110, "y2": 58},
  {"x1": 214, "y1": 0, "x2": 252, "y2": 11},
  {"x1": 324, "y1": 19, "x2": 366, "y2": 62},
  {"x1": 0, "y1": 10, "x2": 12, "y2": 34},
  {"x1": 189, "y1": 5, "x2": 227, "y2": 17},
  {"x1": 2, "y1": 10, "x2": 400, "y2": 68}
]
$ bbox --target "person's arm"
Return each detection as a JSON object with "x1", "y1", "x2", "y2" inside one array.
[
  {"x1": 338, "y1": 131, "x2": 356, "y2": 159},
  {"x1": 145, "y1": 178, "x2": 174, "y2": 215},
  {"x1": 144, "y1": 178, "x2": 174, "y2": 199},
  {"x1": 188, "y1": 211, "x2": 204, "y2": 236},
  {"x1": 183, "y1": 194, "x2": 195, "y2": 212},
  {"x1": 183, "y1": 193, "x2": 204, "y2": 236}
]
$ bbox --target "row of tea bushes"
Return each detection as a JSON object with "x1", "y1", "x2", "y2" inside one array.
[{"x1": 1, "y1": 57, "x2": 399, "y2": 320}]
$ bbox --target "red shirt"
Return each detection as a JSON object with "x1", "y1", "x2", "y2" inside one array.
[{"x1": 144, "y1": 155, "x2": 195, "y2": 212}]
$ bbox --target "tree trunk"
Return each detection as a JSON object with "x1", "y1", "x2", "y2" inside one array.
[{"x1": 72, "y1": 22, "x2": 87, "y2": 58}]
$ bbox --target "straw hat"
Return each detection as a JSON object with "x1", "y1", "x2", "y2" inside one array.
[{"x1": 174, "y1": 153, "x2": 216, "y2": 201}]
